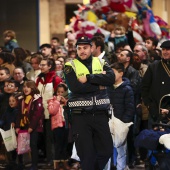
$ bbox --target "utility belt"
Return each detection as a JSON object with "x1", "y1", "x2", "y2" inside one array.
[{"x1": 68, "y1": 90, "x2": 110, "y2": 111}]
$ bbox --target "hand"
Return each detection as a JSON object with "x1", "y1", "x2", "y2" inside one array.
[
  {"x1": 99, "y1": 86, "x2": 106, "y2": 90},
  {"x1": 11, "y1": 123, "x2": 15, "y2": 128},
  {"x1": 56, "y1": 96, "x2": 61, "y2": 101},
  {"x1": 16, "y1": 128, "x2": 20, "y2": 134},
  {"x1": 28, "y1": 128, "x2": 33, "y2": 133},
  {"x1": 102, "y1": 71, "x2": 106, "y2": 74},
  {"x1": 161, "y1": 108, "x2": 169, "y2": 115},
  {"x1": 78, "y1": 76, "x2": 87, "y2": 83}
]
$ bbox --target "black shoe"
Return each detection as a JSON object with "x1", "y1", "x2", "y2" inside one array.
[{"x1": 128, "y1": 163, "x2": 135, "y2": 169}]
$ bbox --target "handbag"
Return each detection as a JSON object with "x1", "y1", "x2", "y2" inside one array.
[
  {"x1": 17, "y1": 130, "x2": 30, "y2": 155},
  {"x1": 108, "y1": 105, "x2": 133, "y2": 147},
  {"x1": 0, "y1": 124, "x2": 17, "y2": 152}
]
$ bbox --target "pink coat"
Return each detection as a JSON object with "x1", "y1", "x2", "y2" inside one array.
[{"x1": 47, "y1": 96, "x2": 64, "y2": 130}]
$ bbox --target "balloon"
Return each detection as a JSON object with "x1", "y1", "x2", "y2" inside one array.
[{"x1": 133, "y1": 31, "x2": 143, "y2": 42}]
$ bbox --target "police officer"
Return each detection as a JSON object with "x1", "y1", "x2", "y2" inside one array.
[{"x1": 64, "y1": 36, "x2": 115, "y2": 170}]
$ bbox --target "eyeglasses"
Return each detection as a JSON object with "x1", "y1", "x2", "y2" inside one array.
[
  {"x1": 4, "y1": 85, "x2": 15, "y2": 88},
  {"x1": 39, "y1": 64, "x2": 47, "y2": 67}
]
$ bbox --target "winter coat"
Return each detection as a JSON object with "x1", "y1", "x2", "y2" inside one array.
[
  {"x1": 16, "y1": 94, "x2": 44, "y2": 132},
  {"x1": 1, "y1": 107, "x2": 18, "y2": 131},
  {"x1": 108, "y1": 78, "x2": 135, "y2": 123},
  {"x1": 142, "y1": 60, "x2": 170, "y2": 122},
  {"x1": 36, "y1": 71, "x2": 62, "y2": 119},
  {"x1": 47, "y1": 96, "x2": 64, "y2": 130},
  {"x1": 5, "y1": 39, "x2": 19, "y2": 52}
]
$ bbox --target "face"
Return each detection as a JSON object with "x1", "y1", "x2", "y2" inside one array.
[
  {"x1": 41, "y1": 47, "x2": 52, "y2": 57},
  {"x1": 57, "y1": 57, "x2": 65, "y2": 66},
  {"x1": 51, "y1": 39, "x2": 59, "y2": 48},
  {"x1": 57, "y1": 87, "x2": 65, "y2": 96},
  {"x1": 9, "y1": 96, "x2": 18, "y2": 108},
  {"x1": 55, "y1": 60, "x2": 62, "y2": 71},
  {"x1": 134, "y1": 45, "x2": 146, "y2": 61},
  {"x1": 23, "y1": 85, "x2": 32, "y2": 96},
  {"x1": 117, "y1": 50, "x2": 129, "y2": 64},
  {"x1": 0, "y1": 58, "x2": 4, "y2": 65},
  {"x1": 145, "y1": 39, "x2": 154, "y2": 50},
  {"x1": 0, "y1": 70, "x2": 10, "y2": 82},
  {"x1": 39, "y1": 60, "x2": 51, "y2": 73},
  {"x1": 77, "y1": 44, "x2": 92, "y2": 60},
  {"x1": 162, "y1": 48, "x2": 170, "y2": 60},
  {"x1": 13, "y1": 68, "x2": 25, "y2": 82},
  {"x1": 113, "y1": 69, "x2": 123, "y2": 83},
  {"x1": 4, "y1": 82, "x2": 18, "y2": 93},
  {"x1": 31, "y1": 58, "x2": 40, "y2": 70},
  {"x1": 4, "y1": 36, "x2": 11, "y2": 43}
]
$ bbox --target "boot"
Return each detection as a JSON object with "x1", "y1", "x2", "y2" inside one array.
[
  {"x1": 53, "y1": 160, "x2": 60, "y2": 170},
  {"x1": 63, "y1": 160, "x2": 70, "y2": 170}
]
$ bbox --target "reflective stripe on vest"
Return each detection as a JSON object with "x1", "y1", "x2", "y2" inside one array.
[{"x1": 65, "y1": 57, "x2": 104, "y2": 78}]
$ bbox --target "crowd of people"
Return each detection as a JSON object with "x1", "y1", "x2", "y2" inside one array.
[{"x1": 0, "y1": 28, "x2": 170, "y2": 170}]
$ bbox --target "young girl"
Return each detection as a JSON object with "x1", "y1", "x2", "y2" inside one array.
[
  {"x1": 1, "y1": 92, "x2": 20, "y2": 169},
  {"x1": 47, "y1": 83, "x2": 69, "y2": 170},
  {"x1": 15, "y1": 80, "x2": 44, "y2": 170}
]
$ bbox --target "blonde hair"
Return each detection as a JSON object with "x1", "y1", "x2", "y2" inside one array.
[{"x1": 3, "y1": 30, "x2": 16, "y2": 39}]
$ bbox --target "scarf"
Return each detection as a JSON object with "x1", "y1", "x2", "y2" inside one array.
[{"x1": 20, "y1": 95, "x2": 33, "y2": 127}]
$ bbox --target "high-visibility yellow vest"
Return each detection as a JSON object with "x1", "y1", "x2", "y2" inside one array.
[{"x1": 65, "y1": 57, "x2": 104, "y2": 78}]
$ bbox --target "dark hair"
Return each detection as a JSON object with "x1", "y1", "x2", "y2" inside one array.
[
  {"x1": 4, "y1": 79, "x2": 20, "y2": 88},
  {"x1": 110, "y1": 62, "x2": 124, "y2": 73},
  {"x1": 121, "y1": 49, "x2": 133, "y2": 64},
  {"x1": 10, "y1": 92, "x2": 22, "y2": 101},
  {"x1": 39, "y1": 43, "x2": 51, "y2": 49},
  {"x1": 0, "y1": 67, "x2": 10, "y2": 75},
  {"x1": 91, "y1": 36, "x2": 105, "y2": 52},
  {"x1": 23, "y1": 80, "x2": 40, "y2": 95},
  {"x1": 42, "y1": 58, "x2": 56, "y2": 71},
  {"x1": 54, "y1": 83, "x2": 68, "y2": 96},
  {"x1": 149, "y1": 50, "x2": 161, "y2": 61},
  {"x1": 51, "y1": 37, "x2": 60, "y2": 42},
  {"x1": 30, "y1": 53, "x2": 43, "y2": 64},
  {"x1": 0, "y1": 52, "x2": 15, "y2": 64},
  {"x1": 145, "y1": 37, "x2": 158, "y2": 48},
  {"x1": 93, "y1": 32, "x2": 105, "y2": 39},
  {"x1": 13, "y1": 48, "x2": 28, "y2": 68}
]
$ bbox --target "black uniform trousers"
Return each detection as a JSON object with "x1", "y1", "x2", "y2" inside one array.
[{"x1": 71, "y1": 110, "x2": 113, "y2": 170}]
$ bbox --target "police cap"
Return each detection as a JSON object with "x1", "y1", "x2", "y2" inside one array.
[
  {"x1": 76, "y1": 36, "x2": 92, "y2": 46},
  {"x1": 160, "y1": 40, "x2": 170, "y2": 49}
]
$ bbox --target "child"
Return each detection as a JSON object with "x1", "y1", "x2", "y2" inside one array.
[
  {"x1": 1, "y1": 92, "x2": 21, "y2": 170},
  {"x1": 3, "y1": 30, "x2": 19, "y2": 52},
  {"x1": 0, "y1": 80, "x2": 19, "y2": 121},
  {"x1": 15, "y1": 80, "x2": 44, "y2": 170},
  {"x1": 47, "y1": 83, "x2": 70, "y2": 170},
  {"x1": 107, "y1": 62, "x2": 135, "y2": 170},
  {"x1": 0, "y1": 67, "x2": 11, "y2": 93}
]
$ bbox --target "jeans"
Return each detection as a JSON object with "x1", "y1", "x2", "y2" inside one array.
[{"x1": 116, "y1": 141, "x2": 127, "y2": 170}]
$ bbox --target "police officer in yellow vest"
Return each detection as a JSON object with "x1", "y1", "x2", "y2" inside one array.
[{"x1": 64, "y1": 36, "x2": 115, "y2": 170}]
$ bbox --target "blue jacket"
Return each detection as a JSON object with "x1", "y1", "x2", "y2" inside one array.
[{"x1": 108, "y1": 78, "x2": 135, "y2": 123}]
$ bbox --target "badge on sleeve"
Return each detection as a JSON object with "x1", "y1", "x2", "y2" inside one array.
[{"x1": 64, "y1": 66, "x2": 72, "y2": 74}]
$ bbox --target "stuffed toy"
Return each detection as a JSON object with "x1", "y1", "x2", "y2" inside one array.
[{"x1": 112, "y1": 25, "x2": 127, "y2": 46}]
